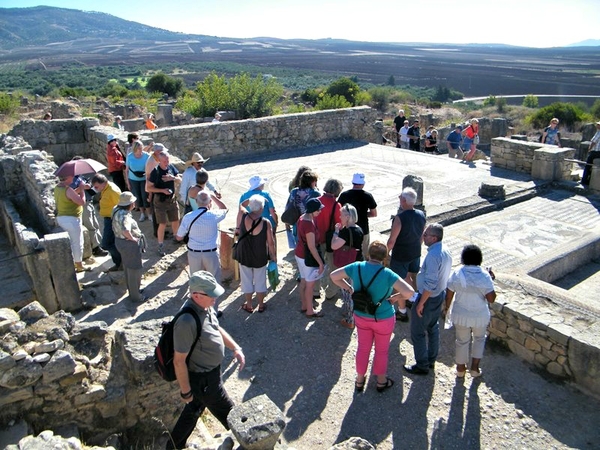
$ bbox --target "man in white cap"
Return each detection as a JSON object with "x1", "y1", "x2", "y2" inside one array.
[
  {"x1": 180, "y1": 152, "x2": 220, "y2": 213},
  {"x1": 338, "y1": 173, "x2": 378, "y2": 258},
  {"x1": 237, "y1": 175, "x2": 278, "y2": 233},
  {"x1": 167, "y1": 270, "x2": 245, "y2": 450},
  {"x1": 582, "y1": 121, "x2": 600, "y2": 186}
]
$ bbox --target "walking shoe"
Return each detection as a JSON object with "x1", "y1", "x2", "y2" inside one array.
[
  {"x1": 395, "y1": 311, "x2": 409, "y2": 322},
  {"x1": 157, "y1": 243, "x2": 166, "y2": 256},
  {"x1": 148, "y1": 215, "x2": 153, "y2": 223},
  {"x1": 104, "y1": 264, "x2": 122, "y2": 273},
  {"x1": 403, "y1": 364, "x2": 429, "y2": 375},
  {"x1": 139, "y1": 213, "x2": 146, "y2": 222},
  {"x1": 340, "y1": 319, "x2": 355, "y2": 330},
  {"x1": 92, "y1": 247, "x2": 108, "y2": 257}
]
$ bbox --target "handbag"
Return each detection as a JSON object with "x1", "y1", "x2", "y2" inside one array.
[
  {"x1": 183, "y1": 208, "x2": 208, "y2": 245},
  {"x1": 352, "y1": 265, "x2": 385, "y2": 317},
  {"x1": 281, "y1": 191, "x2": 301, "y2": 225},
  {"x1": 333, "y1": 227, "x2": 358, "y2": 267},
  {"x1": 304, "y1": 243, "x2": 323, "y2": 267},
  {"x1": 232, "y1": 216, "x2": 263, "y2": 262}
]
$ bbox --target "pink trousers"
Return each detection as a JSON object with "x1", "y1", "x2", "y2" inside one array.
[{"x1": 354, "y1": 315, "x2": 395, "y2": 376}]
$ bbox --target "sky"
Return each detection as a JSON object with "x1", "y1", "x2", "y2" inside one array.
[{"x1": 2, "y1": 0, "x2": 600, "y2": 48}]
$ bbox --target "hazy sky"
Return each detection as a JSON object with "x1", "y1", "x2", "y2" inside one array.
[{"x1": 3, "y1": 0, "x2": 600, "y2": 48}]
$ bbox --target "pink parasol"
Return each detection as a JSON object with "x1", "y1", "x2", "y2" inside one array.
[{"x1": 54, "y1": 159, "x2": 106, "y2": 177}]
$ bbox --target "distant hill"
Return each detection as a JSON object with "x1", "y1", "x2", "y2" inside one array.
[
  {"x1": 0, "y1": 6, "x2": 203, "y2": 48},
  {"x1": 567, "y1": 39, "x2": 600, "y2": 47},
  {"x1": 0, "y1": 6, "x2": 599, "y2": 99}
]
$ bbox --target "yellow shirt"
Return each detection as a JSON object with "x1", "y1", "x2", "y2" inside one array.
[
  {"x1": 54, "y1": 186, "x2": 83, "y2": 218},
  {"x1": 99, "y1": 181, "x2": 122, "y2": 217}
]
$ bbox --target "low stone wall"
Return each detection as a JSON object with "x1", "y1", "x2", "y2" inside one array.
[
  {"x1": 491, "y1": 137, "x2": 575, "y2": 180},
  {"x1": 488, "y1": 278, "x2": 600, "y2": 397},
  {"x1": 86, "y1": 106, "x2": 380, "y2": 164},
  {"x1": 8, "y1": 118, "x2": 100, "y2": 166}
]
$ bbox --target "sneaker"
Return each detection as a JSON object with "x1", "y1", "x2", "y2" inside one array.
[
  {"x1": 157, "y1": 243, "x2": 166, "y2": 256},
  {"x1": 148, "y1": 215, "x2": 153, "y2": 223},
  {"x1": 139, "y1": 213, "x2": 146, "y2": 222},
  {"x1": 395, "y1": 311, "x2": 409, "y2": 322}
]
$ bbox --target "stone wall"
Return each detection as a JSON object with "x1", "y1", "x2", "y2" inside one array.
[
  {"x1": 9, "y1": 118, "x2": 100, "y2": 166},
  {"x1": 491, "y1": 137, "x2": 575, "y2": 180},
  {"x1": 86, "y1": 106, "x2": 380, "y2": 164},
  {"x1": 488, "y1": 280, "x2": 600, "y2": 396},
  {"x1": 0, "y1": 304, "x2": 189, "y2": 446}
]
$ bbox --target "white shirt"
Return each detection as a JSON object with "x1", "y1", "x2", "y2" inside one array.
[
  {"x1": 177, "y1": 208, "x2": 228, "y2": 250},
  {"x1": 447, "y1": 266, "x2": 495, "y2": 328},
  {"x1": 180, "y1": 166, "x2": 217, "y2": 204},
  {"x1": 399, "y1": 126, "x2": 410, "y2": 143},
  {"x1": 590, "y1": 130, "x2": 600, "y2": 152}
]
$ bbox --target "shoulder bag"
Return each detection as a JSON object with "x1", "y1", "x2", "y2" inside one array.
[
  {"x1": 333, "y1": 227, "x2": 358, "y2": 267},
  {"x1": 183, "y1": 208, "x2": 208, "y2": 245},
  {"x1": 281, "y1": 191, "x2": 301, "y2": 225},
  {"x1": 232, "y1": 215, "x2": 263, "y2": 262},
  {"x1": 324, "y1": 201, "x2": 337, "y2": 253}
]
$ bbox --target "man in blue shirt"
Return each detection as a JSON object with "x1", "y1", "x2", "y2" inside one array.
[
  {"x1": 404, "y1": 223, "x2": 452, "y2": 375},
  {"x1": 446, "y1": 125, "x2": 464, "y2": 159}
]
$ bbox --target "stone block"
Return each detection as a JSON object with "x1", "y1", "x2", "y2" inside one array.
[
  {"x1": 42, "y1": 350, "x2": 77, "y2": 384},
  {"x1": 506, "y1": 327, "x2": 527, "y2": 345},
  {"x1": 489, "y1": 328, "x2": 507, "y2": 339},
  {"x1": 0, "y1": 357, "x2": 43, "y2": 389},
  {"x1": 59, "y1": 363, "x2": 88, "y2": 387},
  {"x1": 0, "y1": 386, "x2": 34, "y2": 407},
  {"x1": 524, "y1": 337, "x2": 541, "y2": 352},
  {"x1": 490, "y1": 317, "x2": 507, "y2": 333},
  {"x1": 507, "y1": 340, "x2": 535, "y2": 364},
  {"x1": 73, "y1": 384, "x2": 106, "y2": 406},
  {"x1": 517, "y1": 320, "x2": 534, "y2": 334},
  {"x1": 547, "y1": 361, "x2": 566, "y2": 377},
  {"x1": 536, "y1": 337, "x2": 553, "y2": 351},
  {"x1": 331, "y1": 437, "x2": 376, "y2": 449},
  {"x1": 227, "y1": 394, "x2": 285, "y2": 450},
  {"x1": 551, "y1": 344, "x2": 566, "y2": 356},
  {"x1": 534, "y1": 353, "x2": 550, "y2": 367},
  {"x1": 542, "y1": 348, "x2": 558, "y2": 361},
  {"x1": 567, "y1": 329, "x2": 600, "y2": 396},
  {"x1": 547, "y1": 323, "x2": 573, "y2": 346}
]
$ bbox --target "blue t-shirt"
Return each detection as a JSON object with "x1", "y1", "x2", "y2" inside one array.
[
  {"x1": 239, "y1": 189, "x2": 276, "y2": 227},
  {"x1": 126, "y1": 152, "x2": 150, "y2": 182},
  {"x1": 345, "y1": 262, "x2": 399, "y2": 319},
  {"x1": 447, "y1": 130, "x2": 462, "y2": 149}
]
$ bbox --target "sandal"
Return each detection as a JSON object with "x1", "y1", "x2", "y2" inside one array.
[
  {"x1": 306, "y1": 311, "x2": 324, "y2": 319},
  {"x1": 355, "y1": 379, "x2": 365, "y2": 392},
  {"x1": 241, "y1": 304, "x2": 253, "y2": 313},
  {"x1": 258, "y1": 304, "x2": 266, "y2": 313},
  {"x1": 376, "y1": 378, "x2": 395, "y2": 393}
]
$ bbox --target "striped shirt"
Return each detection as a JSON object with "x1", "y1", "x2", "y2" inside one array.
[{"x1": 177, "y1": 208, "x2": 228, "y2": 250}]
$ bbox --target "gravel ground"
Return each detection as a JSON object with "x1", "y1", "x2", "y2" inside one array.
[
  {"x1": 80, "y1": 220, "x2": 600, "y2": 450},
  {"x1": 184, "y1": 255, "x2": 600, "y2": 450}
]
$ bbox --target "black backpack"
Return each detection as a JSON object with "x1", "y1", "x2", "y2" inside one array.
[{"x1": 154, "y1": 307, "x2": 202, "y2": 382}]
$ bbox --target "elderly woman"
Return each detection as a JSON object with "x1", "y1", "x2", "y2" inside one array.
[
  {"x1": 444, "y1": 244, "x2": 496, "y2": 378},
  {"x1": 54, "y1": 174, "x2": 87, "y2": 272},
  {"x1": 126, "y1": 140, "x2": 151, "y2": 221},
  {"x1": 235, "y1": 195, "x2": 276, "y2": 313},
  {"x1": 106, "y1": 134, "x2": 127, "y2": 192},
  {"x1": 330, "y1": 204, "x2": 364, "y2": 329},
  {"x1": 112, "y1": 192, "x2": 146, "y2": 302},
  {"x1": 462, "y1": 119, "x2": 479, "y2": 162},
  {"x1": 331, "y1": 241, "x2": 414, "y2": 392},
  {"x1": 295, "y1": 198, "x2": 325, "y2": 318}
]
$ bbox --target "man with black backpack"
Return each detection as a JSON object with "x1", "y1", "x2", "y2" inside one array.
[{"x1": 167, "y1": 271, "x2": 245, "y2": 450}]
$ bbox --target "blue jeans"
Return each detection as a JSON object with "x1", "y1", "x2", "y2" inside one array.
[
  {"x1": 410, "y1": 291, "x2": 445, "y2": 370},
  {"x1": 102, "y1": 217, "x2": 121, "y2": 267}
]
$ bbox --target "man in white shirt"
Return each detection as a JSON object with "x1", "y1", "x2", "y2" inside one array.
[
  {"x1": 180, "y1": 153, "x2": 220, "y2": 213},
  {"x1": 399, "y1": 120, "x2": 410, "y2": 149}
]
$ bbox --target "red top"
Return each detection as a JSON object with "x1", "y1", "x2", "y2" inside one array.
[
  {"x1": 294, "y1": 218, "x2": 320, "y2": 259},
  {"x1": 107, "y1": 144, "x2": 125, "y2": 172},
  {"x1": 463, "y1": 124, "x2": 478, "y2": 139},
  {"x1": 314, "y1": 194, "x2": 341, "y2": 245}
]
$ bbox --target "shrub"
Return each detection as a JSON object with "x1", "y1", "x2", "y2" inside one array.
[
  {"x1": 146, "y1": 73, "x2": 184, "y2": 98},
  {"x1": 354, "y1": 90, "x2": 371, "y2": 106},
  {"x1": 368, "y1": 87, "x2": 391, "y2": 111},
  {"x1": 527, "y1": 102, "x2": 588, "y2": 130},
  {"x1": 483, "y1": 95, "x2": 497, "y2": 106},
  {"x1": 326, "y1": 77, "x2": 360, "y2": 106},
  {"x1": 315, "y1": 94, "x2": 352, "y2": 110},
  {"x1": 590, "y1": 99, "x2": 600, "y2": 119},
  {"x1": 522, "y1": 95, "x2": 539, "y2": 108},
  {"x1": 496, "y1": 98, "x2": 507, "y2": 113},
  {"x1": 0, "y1": 92, "x2": 19, "y2": 115}
]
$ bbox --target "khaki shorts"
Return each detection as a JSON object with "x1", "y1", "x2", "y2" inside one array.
[{"x1": 153, "y1": 196, "x2": 179, "y2": 224}]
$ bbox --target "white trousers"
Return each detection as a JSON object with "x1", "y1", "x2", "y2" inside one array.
[
  {"x1": 57, "y1": 215, "x2": 84, "y2": 263},
  {"x1": 454, "y1": 323, "x2": 488, "y2": 364}
]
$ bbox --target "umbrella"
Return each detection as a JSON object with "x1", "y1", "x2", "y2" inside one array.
[{"x1": 54, "y1": 159, "x2": 106, "y2": 177}]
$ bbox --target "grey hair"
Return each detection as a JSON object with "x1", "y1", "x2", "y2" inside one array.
[
  {"x1": 427, "y1": 223, "x2": 444, "y2": 241},
  {"x1": 247, "y1": 194, "x2": 265, "y2": 212},
  {"x1": 341, "y1": 203, "x2": 358, "y2": 225},
  {"x1": 196, "y1": 191, "x2": 211, "y2": 207},
  {"x1": 401, "y1": 187, "x2": 417, "y2": 206},
  {"x1": 323, "y1": 178, "x2": 343, "y2": 196}
]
